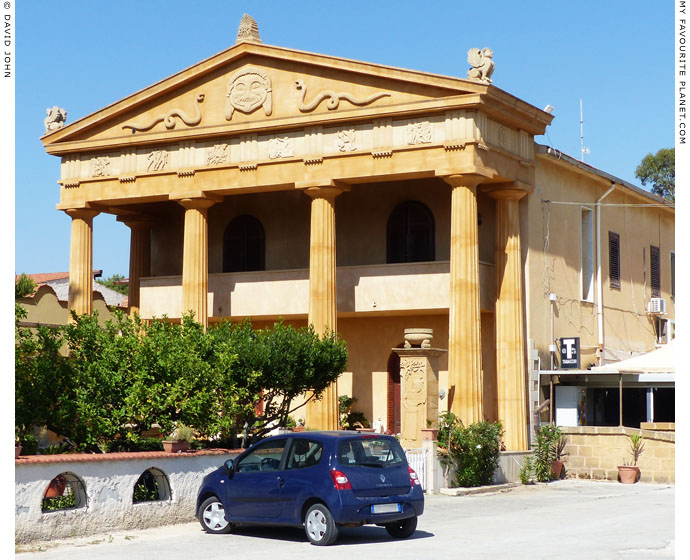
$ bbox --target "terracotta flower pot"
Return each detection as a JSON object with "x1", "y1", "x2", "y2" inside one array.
[
  {"x1": 15, "y1": 445, "x2": 22, "y2": 459},
  {"x1": 163, "y1": 441, "x2": 190, "y2": 453},
  {"x1": 551, "y1": 460, "x2": 564, "y2": 479},
  {"x1": 617, "y1": 465, "x2": 640, "y2": 484},
  {"x1": 44, "y1": 476, "x2": 67, "y2": 498}
]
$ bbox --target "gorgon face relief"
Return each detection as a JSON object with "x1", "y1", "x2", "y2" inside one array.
[{"x1": 225, "y1": 67, "x2": 272, "y2": 120}]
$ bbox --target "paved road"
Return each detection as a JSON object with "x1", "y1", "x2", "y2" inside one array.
[{"x1": 16, "y1": 480, "x2": 675, "y2": 559}]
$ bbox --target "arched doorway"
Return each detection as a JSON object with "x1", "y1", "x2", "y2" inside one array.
[{"x1": 386, "y1": 345, "x2": 404, "y2": 435}]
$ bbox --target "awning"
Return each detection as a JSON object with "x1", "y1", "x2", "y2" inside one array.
[{"x1": 590, "y1": 340, "x2": 675, "y2": 374}]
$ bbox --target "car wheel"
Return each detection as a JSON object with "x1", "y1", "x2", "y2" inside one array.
[
  {"x1": 385, "y1": 516, "x2": 417, "y2": 539},
  {"x1": 304, "y1": 503, "x2": 339, "y2": 546},
  {"x1": 199, "y1": 496, "x2": 233, "y2": 534}
]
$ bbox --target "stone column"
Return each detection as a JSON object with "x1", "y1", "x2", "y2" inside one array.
[
  {"x1": 119, "y1": 217, "x2": 154, "y2": 316},
  {"x1": 488, "y1": 186, "x2": 528, "y2": 450},
  {"x1": 65, "y1": 208, "x2": 100, "y2": 317},
  {"x1": 442, "y1": 175, "x2": 484, "y2": 425},
  {"x1": 179, "y1": 198, "x2": 215, "y2": 329},
  {"x1": 304, "y1": 185, "x2": 343, "y2": 431},
  {"x1": 393, "y1": 346, "x2": 445, "y2": 449}
]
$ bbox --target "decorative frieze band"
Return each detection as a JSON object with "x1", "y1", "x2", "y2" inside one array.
[{"x1": 59, "y1": 111, "x2": 533, "y2": 183}]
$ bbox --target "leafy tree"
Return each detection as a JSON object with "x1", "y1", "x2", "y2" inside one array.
[
  {"x1": 15, "y1": 307, "x2": 71, "y2": 444},
  {"x1": 96, "y1": 274, "x2": 129, "y2": 295},
  {"x1": 214, "y1": 320, "x2": 348, "y2": 438},
  {"x1": 15, "y1": 312, "x2": 348, "y2": 451},
  {"x1": 635, "y1": 148, "x2": 675, "y2": 201},
  {"x1": 15, "y1": 273, "x2": 36, "y2": 299}
]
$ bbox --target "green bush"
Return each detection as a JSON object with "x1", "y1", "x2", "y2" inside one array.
[
  {"x1": 338, "y1": 395, "x2": 369, "y2": 429},
  {"x1": 520, "y1": 424, "x2": 562, "y2": 483},
  {"x1": 18, "y1": 433, "x2": 39, "y2": 456},
  {"x1": 15, "y1": 309, "x2": 348, "y2": 451},
  {"x1": 519, "y1": 455, "x2": 534, "y2": 485},
  {"x1": 437, "y1": 412, "x2": 504, "y2": 487},
  {"x1": 42, "y1": 493, "x2": 76, "y2": 512}
]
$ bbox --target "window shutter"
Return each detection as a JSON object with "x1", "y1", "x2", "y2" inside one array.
[
  {"x1": 650, "y1": 245, "x2": 661, "y2": 297},
  {"x1": 671, "y1": 252, "x2": 675, "y2": 300},
  {"x1": 608, "y1": 232, "x2": 620, "y2": 289}
]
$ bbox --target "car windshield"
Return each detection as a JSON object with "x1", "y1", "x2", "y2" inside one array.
[{"x1": 337, "y1": 437, "x2": 406, "y2": 468}]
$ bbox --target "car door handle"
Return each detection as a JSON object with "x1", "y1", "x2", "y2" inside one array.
[{"x1": 278, "y1": 477, "x2": 285, "y2": 487}]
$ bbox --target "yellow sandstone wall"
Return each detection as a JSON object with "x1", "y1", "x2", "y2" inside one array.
[
  {"x1": 525, "y1": 156, "x2": 675, "y2": 366},
  {"x1": 560, "y1": 426, "x2": 674, "y2": 484}
]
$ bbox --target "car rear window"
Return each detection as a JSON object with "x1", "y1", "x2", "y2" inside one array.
[{"x1": 337, "y1": 438, "x2": 406, "y2": 468}]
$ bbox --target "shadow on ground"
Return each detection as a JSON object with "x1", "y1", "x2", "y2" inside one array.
[{"x1": 210, "y1": 524, "x2": 433, "y2": 545}]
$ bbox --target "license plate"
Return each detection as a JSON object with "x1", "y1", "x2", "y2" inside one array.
[{"x1": 371, "y1": 503, "x2": 401, "y2": 514}]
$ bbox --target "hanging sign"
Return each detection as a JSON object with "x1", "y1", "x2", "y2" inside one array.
[{"x1": 560, "y1": 337, "x2": 580, "y2": 369}]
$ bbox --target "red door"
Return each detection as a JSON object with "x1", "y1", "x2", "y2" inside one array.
[{"x1": 387, "y1": 349, "x2": 402, "y2": 435}]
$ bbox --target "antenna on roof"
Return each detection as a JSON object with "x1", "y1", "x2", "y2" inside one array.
[{"x1": 580, "y1": 99, "x2": 590, "y2": 162}]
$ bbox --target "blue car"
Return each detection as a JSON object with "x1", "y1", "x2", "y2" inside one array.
[{"x1": 196, "y1": 431, "x2": 424, "y2": 545}]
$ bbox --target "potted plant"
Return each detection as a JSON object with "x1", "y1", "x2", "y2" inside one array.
[
  {"x1": 421, "y1": 419, "x2": 439, "y2": 441},
  {"x1": 163, "y1": 423, "x2": 195, "y2": 453},
  {"x1": 550, "y1": 434, "x2": 568, "y2": 479},
  {"x1": 618, "y1": 433, "x2": 645, "y2": 484},
  {"x1": 15, "y1": 433, "x2": 22, "y2": 459},
  {"x1": 293, "y1": 418, "x2": 306, "y2": 432}
]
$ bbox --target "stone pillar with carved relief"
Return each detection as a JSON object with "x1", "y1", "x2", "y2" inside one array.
[
  {"x1": 179, "y1": 198, "x2": 215, "y2": 329},
  {"x1": 119, "y1": 216, "x2": 154, "y2": 316},
  {"x1": 394, "y1": 331, "x2": 445, "y2": 448},
  {"x1": 303, "y1": 185, "x2": 344, "y2": 431},
  {"x1": 66, "y1": 208, "x2": 100, "y2": 317},
  {"x1": 487, "y1": 186, "x2": 529, "y2": 450},
  {"x1": 442, "y1": 175, "x2": 484, "y2": 425}
]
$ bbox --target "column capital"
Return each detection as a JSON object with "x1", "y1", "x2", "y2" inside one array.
[
  {"x1": 440, "y1": 174, "x2": 487, "y2": 190},
  {"x1": 177, "y1": 197, "x2": 217, "y2": 211},
  {"x1": 483, "y1": 181, "x2": 533, "y2": 201},
  {"x1": 65, "y1": 208, "x2": 100, "y2": 221},
  {"x1": 298, "y1": 180, "x2": 350, "y2": 200},
  {"x1": 116, "y1": 214, "x2": 158, "y2": 229}
]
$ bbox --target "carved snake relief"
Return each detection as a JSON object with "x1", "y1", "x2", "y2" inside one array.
[
  {"x1": 295, "y1": 79, "x2": 390, "y2": 112},
  {"x1": 122, "y1": 93, "x2": 205, "y2": 132}
]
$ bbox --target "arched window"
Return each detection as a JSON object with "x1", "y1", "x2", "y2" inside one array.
[
  {"x1": 41, "y1": 472, "x2": 87, "y2": 513},
  {"x1": 133, "y1": 467, "x2": 171, "y2": 503},
  {"x1": 223, "y1": 215, "x2": 265, "y2": 273},
  {"x1": 386, "y1": 201, "x2": 435, "y2": 263}
]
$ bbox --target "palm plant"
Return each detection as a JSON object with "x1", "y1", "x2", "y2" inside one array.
[{"x1": 628, "y1": 433, "x2": 645, "y2": 466}]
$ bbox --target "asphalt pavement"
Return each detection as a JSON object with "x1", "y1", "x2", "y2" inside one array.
[{"x1": 15, "y1": 480, "x2": 676, "y2": 559}]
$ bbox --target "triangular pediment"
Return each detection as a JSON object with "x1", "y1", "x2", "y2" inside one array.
[{"x1": 42, "y1": 42, "x2": 499, "y2": 153}]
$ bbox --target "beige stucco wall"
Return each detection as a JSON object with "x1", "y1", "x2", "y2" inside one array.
[
  {"x1": 140, "y1": 260, "x2": 496, "y2": 319},
  {"x1": 18, "y1": 287, "x2": 120, "y2": 326},
  {"x1": 525, "y1": 156, "x2": 675, "y2": 367},
  {"x1": 560, "y1": 426, "x2": 674, "y2": 484}
]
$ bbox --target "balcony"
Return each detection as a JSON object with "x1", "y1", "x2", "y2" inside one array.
[{"x1": 140, "y1": 261, "x2": 495, "y2": 320}]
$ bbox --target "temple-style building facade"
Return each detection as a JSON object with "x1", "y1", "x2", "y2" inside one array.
[{"x1": 41, "y1": 18, "x2": 674, "y2": 449}]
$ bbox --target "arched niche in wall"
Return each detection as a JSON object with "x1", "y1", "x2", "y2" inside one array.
[
  {"x1": 132, "y1": 467, "x2": 172, "y2": 503},
  {"x1": 41, "y1": 472, "x2": 87, "y2": 513}
]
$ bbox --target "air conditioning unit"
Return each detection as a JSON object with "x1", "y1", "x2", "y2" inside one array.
[{"x1": 647, "y1": 297, "x2": 666, "y2": 314}]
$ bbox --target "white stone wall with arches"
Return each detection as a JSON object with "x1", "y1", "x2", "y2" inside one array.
[{"x1": 14, "y1": 451, "x2": 238, "y2": 543}]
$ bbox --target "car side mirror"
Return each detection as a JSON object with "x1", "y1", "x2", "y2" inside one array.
[{"x1": 224, "y1": 458, "x2": 235, "y2": 478}]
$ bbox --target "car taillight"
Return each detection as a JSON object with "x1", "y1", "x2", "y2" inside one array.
[
  {"x1": 408, "y1": 466, "x2": 421, "y2": 486},
  {"x1": 330, "y1": 469, "x2": 352, "y2": 490}
]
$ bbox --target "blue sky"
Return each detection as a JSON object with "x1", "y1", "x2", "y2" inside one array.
[{"x1": 13, "y1": 0, "x2": 675, "y2": 278}]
